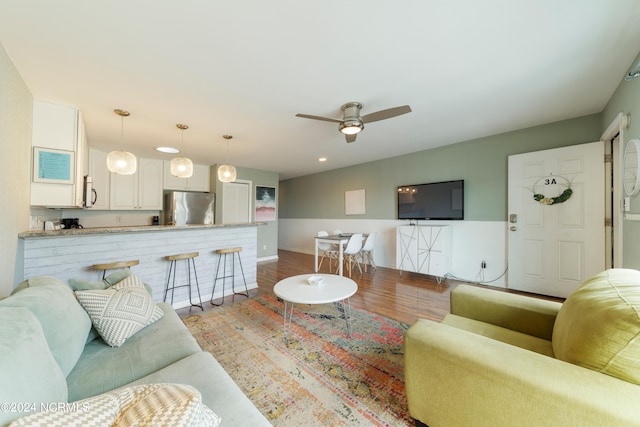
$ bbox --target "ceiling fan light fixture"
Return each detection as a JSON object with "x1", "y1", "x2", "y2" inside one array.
[
  {"x1": 339, "y1": 119, "x2": 364, "y2": 135},
  {"x1": 107, "y1": 109, "x2": 137, "y2": 175}
]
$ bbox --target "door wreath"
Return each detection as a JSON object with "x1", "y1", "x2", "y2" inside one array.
[{"x1": 532, "y1": 175, "x2": 573, "y2": 205}]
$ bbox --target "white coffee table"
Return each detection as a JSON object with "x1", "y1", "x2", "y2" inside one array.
[{"x1": 273, "y1": 273, "x2": 358, "y2": 343}]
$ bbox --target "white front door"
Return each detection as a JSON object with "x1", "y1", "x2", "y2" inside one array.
[{"x1": 507, "y1": 141, "x2": 605, "y2": 298}]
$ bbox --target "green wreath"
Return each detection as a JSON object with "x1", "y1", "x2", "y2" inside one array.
[
  {"x1": 533, "y1": 188, "x2": 573, "y2": 205},
  {"x1": 532, "y1": 175, "x2": 573, "y2": 205}
]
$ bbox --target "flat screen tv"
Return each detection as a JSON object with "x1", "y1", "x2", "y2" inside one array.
[{"x1": 397, "y1": 180, "x2": 464, "y2": 220}]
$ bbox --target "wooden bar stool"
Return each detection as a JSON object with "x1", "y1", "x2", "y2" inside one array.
[
  {"x1": 163, "y1": 252, "x2": 203, "y2": 310},
  {"x1": 210, "y1": 247, "x2": 248, "y2": 306},
  {"x1": 91, "y1": 259, "x2": 139, "y2": 279}
]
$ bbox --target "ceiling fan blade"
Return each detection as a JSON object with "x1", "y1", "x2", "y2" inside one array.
[
  {"x1": 295, "y1": 113, "x2": 342, "y2": 123},
  {"x1": 345, "y1": 133, "x2": 357, "y2": 143},
  {"x1": 361, "y1": 105, "x2": 412, "y2": 123}
]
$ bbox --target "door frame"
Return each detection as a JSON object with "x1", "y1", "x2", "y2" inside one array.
[{"x1": 601, "y1": 112, "x2": 630, "y2": 268}]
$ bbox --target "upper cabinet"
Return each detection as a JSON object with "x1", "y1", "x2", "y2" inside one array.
[
  {"x1": 30, "y1": 100, "x2": 87, "y2": 207},
  {"x1": 163, "y1": 161, "x2": 210, "y2": 192},
  {"x1": 88, "y1": 147, "x2": 110, "y2": 210},
  {"x1": 110, "y1": 157, "x2": 163, "y2": 210}
]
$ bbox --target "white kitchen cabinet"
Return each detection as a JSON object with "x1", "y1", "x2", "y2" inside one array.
[
  {"x1": 87, "y1": 148, "x2": 110, "y2": 209},
  {"x1": 110, "y1": 157, "x2": 163, "y2": 210},
  {"x1": 163, "y1": 161, "x2": 210, "y2": 192},
  {"x1": 30, "y1": 100, "x2": 87, "y2": 207},
  {"x1": 396, "y1": 225, "x2": 451, "y2": 279}
]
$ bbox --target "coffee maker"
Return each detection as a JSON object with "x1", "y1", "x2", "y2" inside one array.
[{"x1": 61, "y1": 218, "x2": 83, "y2": 229}]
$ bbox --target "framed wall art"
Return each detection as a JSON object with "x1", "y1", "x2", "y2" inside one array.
[
  {"x1": 345, "y1": 189, "x2": 366, "y2": 215},
  {"x1": 32, "y1": 147, "x2": 74, "y2": 184},
  {"x1": 255, "y1": 185, "x2": 277, "y2": 221}
]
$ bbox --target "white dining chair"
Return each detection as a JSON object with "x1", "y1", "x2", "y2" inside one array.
[
  {"x1": 317, "y1": 231, "x2": 338, "y2": 272},
  {"x1": 343, "y1": 233, "x2": 363, "y2": 277},
  {"x1": 331, "y1": 229, "x2": 343, "y2": 250},
  {"x1": 360, "y1": 232, "x2": 377, "y2": 272}
]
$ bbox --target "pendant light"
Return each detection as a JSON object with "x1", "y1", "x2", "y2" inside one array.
[
  {"x1": 217, "y1": 134, "x2": 237, "y2": 182},
  {"x1": 107, "y1": 109, "x2": 137, "y2": 175},
  {"x1": 170, "y1": 124, "x2": 193, "y2": 178}
]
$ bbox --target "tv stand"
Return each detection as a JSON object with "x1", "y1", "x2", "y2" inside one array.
[{"x1": 396, "y1": 225, "x2": 451, "y2": 281}]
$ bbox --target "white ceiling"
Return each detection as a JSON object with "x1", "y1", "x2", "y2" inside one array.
[{"x1": 1, "y1": 1, "x2": 640, "y2": 180}]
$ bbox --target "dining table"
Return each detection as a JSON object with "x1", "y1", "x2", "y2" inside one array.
[{"x1": 314, "y1": 233, "x2": 367, "y2": 276}]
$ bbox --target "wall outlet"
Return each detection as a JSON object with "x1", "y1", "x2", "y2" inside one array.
[
  {"x1": 263, "y1": 244, "x2": 267, "y2": 250},
  {"x1": 481, "y1": 261, "x2": 487, "y2": 269}
]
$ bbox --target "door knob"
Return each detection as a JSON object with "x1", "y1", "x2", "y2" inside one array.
[{"x1": 510, "y1": 226, "x2": 517, "y2": 231}]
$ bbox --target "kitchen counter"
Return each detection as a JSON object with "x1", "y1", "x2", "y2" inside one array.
[
  {"x1": 19, "y1": 222, "x2": 265, "y2": 238},
  {"x1": 19, "y1": 223, "x2": 262, "y2": 308}
]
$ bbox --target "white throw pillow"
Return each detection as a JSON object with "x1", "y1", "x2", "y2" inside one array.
[{"x1": 75, "y1": 275, "x2": 163, "y2": 347}]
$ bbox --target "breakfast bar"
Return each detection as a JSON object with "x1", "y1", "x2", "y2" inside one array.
[{"x1": 19, "y1": 223, "x2": 261, "y2": 308}]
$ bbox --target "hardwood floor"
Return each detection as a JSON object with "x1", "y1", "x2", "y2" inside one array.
[
  {"x1": 191, "y1": 249, "x2": 563, "y2": 325},
  {"x1": 252, "y1": 250, "x2": 461, "y2": 325}
]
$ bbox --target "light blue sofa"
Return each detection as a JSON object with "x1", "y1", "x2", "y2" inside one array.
[{"x1": 0, "y1": 275, "x2": 269, "y2": 426}]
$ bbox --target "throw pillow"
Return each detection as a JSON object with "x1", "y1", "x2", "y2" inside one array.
[
  {"x1": 75, "y1": 275, "x2": 164, "y2": 347},
  {"x1": 552, "y1": 268, "x2": 640, "y2": 384},
  {"x1": 68, "y1": 268, "x2": 132, "y2": 291},
  {"x1": 68, "y1": 270, "x2": 153, "y2": 344},
  {"x1": 10, "y1": 383, "x2": 221, "y2": 427}
]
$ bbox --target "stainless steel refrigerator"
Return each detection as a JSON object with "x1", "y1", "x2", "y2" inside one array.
[{"x1": 164, "y1": 191, "x2": 215, "y2": 225}]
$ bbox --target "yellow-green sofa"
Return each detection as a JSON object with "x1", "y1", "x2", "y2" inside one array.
[{"x1": 404, "y1": 269, "x2": 640, "y2": 426}]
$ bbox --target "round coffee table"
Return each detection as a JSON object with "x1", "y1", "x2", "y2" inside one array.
[{"x1": 273, "y1": 273, "x2": 358, "y2": 344}]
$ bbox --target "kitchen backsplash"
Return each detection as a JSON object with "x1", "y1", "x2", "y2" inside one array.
[{"x1": 29, "y1": 207, "x2": 159, "y2": 229}]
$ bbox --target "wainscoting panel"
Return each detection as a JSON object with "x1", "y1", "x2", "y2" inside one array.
[{"x1": 278, "y1": 219, "x2": 507, "y2": 287}]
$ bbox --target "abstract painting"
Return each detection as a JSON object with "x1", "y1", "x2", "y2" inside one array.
[{"x1": 256, "y1": 186, "x2": 276, "y2": 221}]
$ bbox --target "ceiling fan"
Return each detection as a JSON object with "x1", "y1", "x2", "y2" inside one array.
[{"x1": 296, "y1": 102, "x2": 412, "y2": 143}]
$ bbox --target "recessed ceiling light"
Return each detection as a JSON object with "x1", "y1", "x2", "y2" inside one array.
[
  {"x1": 318, "y1": 157, "x2": 327, "y2": 162},
  {"x1": 156, "y1": 146, "x2": 180, "y2": 154}
]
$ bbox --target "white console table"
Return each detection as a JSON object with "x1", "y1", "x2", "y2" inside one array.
[{"x1": 396, "y1": 225, "x2": 451, "y2": 280}]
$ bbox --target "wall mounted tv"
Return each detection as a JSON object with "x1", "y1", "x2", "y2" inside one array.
[{"x1": 397, "y1": 180, "x2": 464, "y2": 220}]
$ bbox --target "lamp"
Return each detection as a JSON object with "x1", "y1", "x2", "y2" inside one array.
[
  {"x1": 170, "y1": 124, "x2": 193, "y2": 178},
  {"x1": 107, "y1": 109, "x2": 137, "y2": 175},
  {"x1": 217, "y1": 134, "x2": 237, "y2": 182}
]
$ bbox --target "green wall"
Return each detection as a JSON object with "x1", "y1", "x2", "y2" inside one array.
[
  {"x1": 212, "y1": 165, "x2": 279, "y2": 259},
  {"x1": 602, "y1": 51, "x2": 640, "y2": 269},
  {"x1": 280, "y1": 114, "x2": 602, "y2": 221}
]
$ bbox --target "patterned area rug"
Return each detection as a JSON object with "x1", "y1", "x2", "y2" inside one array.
[{"x1": 181, "y1": 294, "x2": 411, "y2": 426}]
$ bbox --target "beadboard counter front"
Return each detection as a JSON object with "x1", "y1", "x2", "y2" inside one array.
[{"x1": 19, "y1": 224, "x2": 261, "y2": 308}]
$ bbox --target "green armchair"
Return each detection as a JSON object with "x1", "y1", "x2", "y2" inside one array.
[{"x1": 404, "y1": 269, "x2": 640, "y2": 426}]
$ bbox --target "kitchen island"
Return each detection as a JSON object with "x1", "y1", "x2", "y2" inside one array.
[{"x1": 19, "y1": 223, "x2": 262, "y2": 308}]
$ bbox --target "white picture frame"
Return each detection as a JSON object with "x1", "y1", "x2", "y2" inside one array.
[
  {"x1": 345, "y1": 189, "x2": 365, "y2": 215},
  {"x1": 32, "y1": 147, "x2": 74, "y2": 184}
]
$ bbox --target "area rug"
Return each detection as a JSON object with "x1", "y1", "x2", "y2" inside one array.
[{"x1": 181, "y1": 294, "x2": 411, "y2": 426}]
